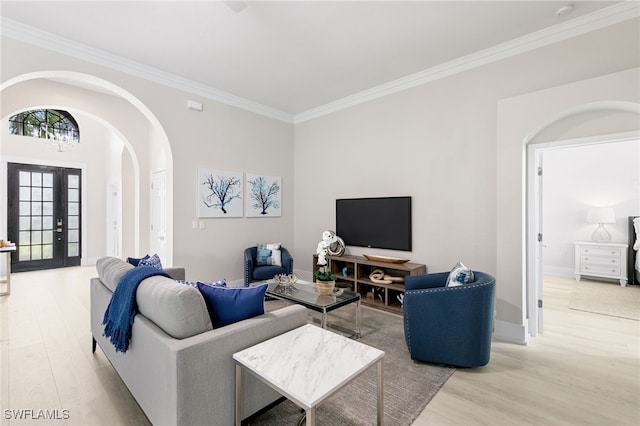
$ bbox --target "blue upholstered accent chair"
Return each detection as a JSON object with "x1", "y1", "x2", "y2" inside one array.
[
  {"x1": 243, "y1": 246, "x2": 293, "y2": 287},
  {"x1": 402, "y1": 271, "x2": 496, "y2": 367}
]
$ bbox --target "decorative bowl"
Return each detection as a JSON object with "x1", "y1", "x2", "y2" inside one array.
[{"x1": 273, "y1": 273, "x2": 298, "y2": 288}]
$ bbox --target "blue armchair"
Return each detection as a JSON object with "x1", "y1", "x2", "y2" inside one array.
[
  {"x1": 402, "y1": 271, "x2": 496, "y2": 367},
  {"x1": 244, "y1": 246, "x2": 293, "y2": 287}
]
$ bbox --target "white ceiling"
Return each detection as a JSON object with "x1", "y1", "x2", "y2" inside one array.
[{"x1": 0, "y1": 1, "x2": 630, "y2": 120}]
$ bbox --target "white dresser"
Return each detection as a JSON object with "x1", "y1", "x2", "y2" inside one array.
[{"x1": 574, "y1": 241, "x2": 628, "y2": 287}]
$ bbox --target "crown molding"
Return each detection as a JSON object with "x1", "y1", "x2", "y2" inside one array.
[
  {"x1": 0, "y1": 18, "x2": 295, "y2": 124},
  {"x1": 293, "y1": 1, "x2": 640, "y2": 123},
  {"x1": 2, "y1": 1, "x2": 637, "y2": 126}
]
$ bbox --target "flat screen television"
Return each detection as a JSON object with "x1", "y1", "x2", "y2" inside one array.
[{"x1": 336, "y1": 196, "x2": 412, "y2": 251}]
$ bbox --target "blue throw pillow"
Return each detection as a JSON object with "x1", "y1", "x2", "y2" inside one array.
[
  {"x1": 256, "y1": 243, "x2": 282, "y2": 266},
  {"x1": 447, "y1": 261, "x2": 475, "y2": 287},
  {"x1": 138, "y1": 253, "x2": 162, "y2": 270},
  {"x1": 196, "y1": 283, "x2": 267, "y2": 327},
  {"x1": 126, "y1": 254, "x2": 149, "y2": 266}
]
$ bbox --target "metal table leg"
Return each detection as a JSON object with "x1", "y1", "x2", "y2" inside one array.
[
  {"x1": 235, "y1": 364, "x2": 242, "y2": 426},
  {"x1": 306, "y1": 406, "x2": 316, "y2": 425},
  {"x1": 355, "y1": 299, "x2": 361, "y2": 338},
  {"x1": 377, "y1": 359, "x2": 384, "y2": 425}
]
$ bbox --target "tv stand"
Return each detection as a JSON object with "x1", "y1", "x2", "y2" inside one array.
[{"x1": 313, "y1": 254, "x2": 427, "y2": 314}]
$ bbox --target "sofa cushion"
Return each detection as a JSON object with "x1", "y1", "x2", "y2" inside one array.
[
  {"x1": 197, "y1": 282, "x2": 267, "y2": 327},
  {"x1": 137, "y1": 276, "x2": 213, "y2": 339},
  {"x1": 97, "y1": 256, "x2": 134, "y2": 292},
  {"x1": 447, "y1": 261, "x2": 475, "y2": 287}
]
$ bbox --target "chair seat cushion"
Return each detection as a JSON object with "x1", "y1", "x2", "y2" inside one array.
[{"x1": 252, "y1": 265, "x2": 287, "y2": 280}]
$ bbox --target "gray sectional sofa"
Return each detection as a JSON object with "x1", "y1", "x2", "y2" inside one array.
[{"x1": 91, "y1": 256, "x2": 307, "y2": 425}]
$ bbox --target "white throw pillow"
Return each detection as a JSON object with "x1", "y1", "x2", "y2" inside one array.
[{"x1": 447, "y1": 261, "x2": 475, "y2": 287}]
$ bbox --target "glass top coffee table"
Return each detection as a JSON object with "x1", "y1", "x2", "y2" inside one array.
[{"x1": 265, "y1": 280, "x2": 361, "y2": 339}]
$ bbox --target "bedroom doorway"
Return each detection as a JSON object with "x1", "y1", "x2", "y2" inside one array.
[{"x1": 527, "y1": 131, "x2": 640, "y2": 336}]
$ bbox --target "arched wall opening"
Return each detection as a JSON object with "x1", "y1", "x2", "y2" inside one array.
[
  {"x1": 524, "y1": 101, "x2": 640, "y2": 337},
  {"x1": 1, "y1": 104, "x2": 138, "y2": 263},
  {"x1": 496, "y1": 68, "x2": 639, "y2": 344},
  {"x1": 0, "y1": 71, "x2": 174, "y2": 266}
]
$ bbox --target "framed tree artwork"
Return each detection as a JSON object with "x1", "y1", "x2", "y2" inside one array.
[
  {"x1": 246, "y1": 173, "x2": 281, "y2": 217},
  {"x1": 197, "y1": 168, "x2": 243, "y2": 218}
]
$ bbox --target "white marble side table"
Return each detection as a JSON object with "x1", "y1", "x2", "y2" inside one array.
[
  {"x1": 0, "y1": 246, "x2": 16, "y2": 296},
  {"x1": 233, "y1": 324, "x2": 385, "y2": 425}
]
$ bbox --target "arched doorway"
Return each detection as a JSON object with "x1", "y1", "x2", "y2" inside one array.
[
  {"x1": 525, "y1": 101, "x2": 640, "y2": 336},
  {"x1": 0, "y1": 71, "x2": 174, "y2": 267}
]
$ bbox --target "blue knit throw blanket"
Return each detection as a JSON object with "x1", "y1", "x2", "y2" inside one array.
[{"x1": 102, "y1": 266, "x2": 170, "y2": 353}]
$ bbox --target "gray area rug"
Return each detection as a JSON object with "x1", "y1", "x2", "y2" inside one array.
[
  {"x1": 569, "y1": 279, "x2": 640, "y2": 321},
  {"x1": 247, "y1": 301, "x2": 455, "y2": 425}
]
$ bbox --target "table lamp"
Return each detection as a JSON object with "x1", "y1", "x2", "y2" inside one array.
[{"x1": 586, "y1": 207, "x2": 615, "y2": 243}]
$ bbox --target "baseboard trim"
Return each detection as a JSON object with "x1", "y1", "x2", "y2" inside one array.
[{"x1": 493, "y1": 320, "x2": 530, "y2": 345}]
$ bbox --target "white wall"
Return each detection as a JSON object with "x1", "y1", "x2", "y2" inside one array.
[
  {"x1": 1, "y1": 16, "x2": 638, "y2": 340},
  {"x1": 1, "y1": 36, "x2": 295, "y2": 282},
  {"x1": 542, "y1": 140, "x2": 640, "y2": 276},
  {"x1": 296, "y1": 19, "x2": 640, "y2": 342}
]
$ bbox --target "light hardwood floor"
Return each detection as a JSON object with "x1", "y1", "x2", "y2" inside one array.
[
  {"x1": 1, "y1": 269, "x2": 638, "y2": 425},
  {"x1": 416, "y1": 275, "x2": 640, "y2": 426}
]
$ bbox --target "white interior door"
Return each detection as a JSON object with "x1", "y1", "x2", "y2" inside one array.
[{"x1": 150, "y1": 170, "x2": 167, "y2": 262}]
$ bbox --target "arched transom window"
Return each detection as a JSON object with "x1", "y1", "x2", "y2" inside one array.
[{"x1": 9, "y1": 109, "x2": 80, "y2": 150}]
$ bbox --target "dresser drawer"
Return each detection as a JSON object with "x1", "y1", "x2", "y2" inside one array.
[
  {"x1": 581, "y1": 255, "x2": 621, "y2": 266},
  {"x1": 574, "y1": 241, "x2": 629, "y2": 286},
  {"x1": 580, "y1": 264, "x2": 621, "y2": 277},
  {"x1": 579, "y1": 246, "x2": 621, "y2": 257}
]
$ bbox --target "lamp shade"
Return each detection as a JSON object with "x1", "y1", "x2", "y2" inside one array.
[{"x1": 586, "y1": 207, "x2": 615, "y2": 224}]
